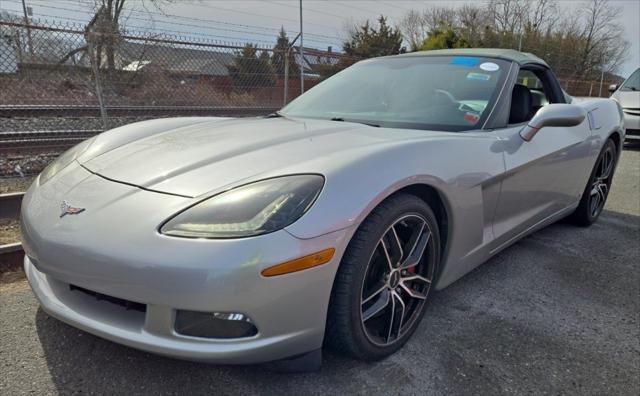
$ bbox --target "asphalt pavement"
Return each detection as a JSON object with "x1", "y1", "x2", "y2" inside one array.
[{"x1": 1, "y1": 146, "x2": 638, "y2": 395}]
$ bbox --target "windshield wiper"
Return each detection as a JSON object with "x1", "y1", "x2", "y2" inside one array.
[
  {"x1": 330, "y1": 117, "x2": 380, "y2": 127},
  {"x1": 265, "y1": 111, "x2": 284, "y2": 118}
]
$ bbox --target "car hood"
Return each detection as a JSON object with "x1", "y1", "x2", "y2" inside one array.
[
  {"x1": 612, "y1": 90, "x2": 640, "y2": 108},
  {"x1": 81, "y1": 117, "x2": 442, "y2": 197}
]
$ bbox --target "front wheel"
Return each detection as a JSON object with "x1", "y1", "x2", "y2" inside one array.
[
  {"x1": 570, "y1": 139, "x2": 617, "y2": 226},
  {"x1": 325, "y1": 194, "x2": 440, "y2": 360}
]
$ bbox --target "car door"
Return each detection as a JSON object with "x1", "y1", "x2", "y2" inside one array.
[{"x1": 489, "y1": 67, "x2": 592, "y2": 247}]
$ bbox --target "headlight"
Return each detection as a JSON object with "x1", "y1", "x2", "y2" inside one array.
[
  {"x1": 39, "y1": 138, "x2": 95, "y2": 185},
  {"x1": 160, "y1": 174, "x2": 324, "y2": 239}
]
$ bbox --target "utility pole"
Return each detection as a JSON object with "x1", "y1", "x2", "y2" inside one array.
[
  {"x1": 299, "y1": 0, "x2": 304, "y2": 94},
  {"x1": 21, "y1": 0, "x2": 34, "y2": 57},
  {"x1": 284, "y1": 33, "x2": 300, "y2": 106},
  {"x1": 599, "y1": 53, "x2": 605, "y2": 97}
]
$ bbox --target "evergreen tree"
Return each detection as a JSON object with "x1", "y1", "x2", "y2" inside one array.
[
  {"x1": 343, "y1": 16, "x2": 404, "y2": 59},
  {"x1": 317, "y1": 16, "x2": 404, "y2": 79},
  {"x1": 271, "y1": 27, "x2": 299, "y2": 77},
  {"x1": 418, "y1": 25, "x2": 470, "y2": 50},
  {"x1": 227, "y1": 43, "x2": 276, "y2": 91}
]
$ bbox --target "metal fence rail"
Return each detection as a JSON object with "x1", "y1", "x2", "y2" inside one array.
[
  {"x1": 0, "y1": 192, "x2": 23, "y2": 220},
  {"x1": 0, "y1": 17, "x2": 618, "y2": 179},
  {"x1": 0, "y1": 19, "x2": 351, "y2": 118}
]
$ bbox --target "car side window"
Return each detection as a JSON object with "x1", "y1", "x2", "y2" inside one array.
[{"x1": 517, "y1": 70, "x2": 551, "y2": 113}]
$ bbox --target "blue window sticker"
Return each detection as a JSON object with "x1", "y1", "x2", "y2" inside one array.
[
  {"x1": 467, "y1": 72, "x2": 491, "y2": 81},
  {"x1": 450, "y1": 56, "x2": 480, "y2": 67}
]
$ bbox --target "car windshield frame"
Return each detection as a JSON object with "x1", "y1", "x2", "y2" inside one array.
[
  {"x1": 280, "y1": 55, "x2": 512, "y2": 132},
  {"x1": 620, "y1": 68, "x2": 640, "y2": 91}
]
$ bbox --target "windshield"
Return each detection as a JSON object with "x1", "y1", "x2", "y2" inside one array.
[
  {"x1": 620, "y1": 68, "x2": 640, "y2": 91},
  {"x1": 281, "y1": 55, "x2": 510, "y2": 132}
]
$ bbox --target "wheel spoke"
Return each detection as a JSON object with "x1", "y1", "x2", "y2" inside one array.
[
  {"x1": 391, "y1": 291, "x2": 406, "y2": 337},
  {"x1": 379, "y1": 239, "x2": 394, "y2": 272},
  {"x1": 598, "y1": 183, "x2": 608, "y2": 201},
  {"x1": 386, "y1": 291, "x2": 396, "y2": 343},
  {"x1": 400, "y1": 282, "x2": 428, "y2": 300},
  {"x1": 590, "y1": 188, "x2": 601, "y2": 216},
  {"x1": 390, "y1": 225, "x2": 404, "y2": 266},
  {"x1": 599, "y1": 149, "x2": 614, "y2": 180},
  {"x1": 362, "y1": 289, "x2": 391, "y2": 322},
  {"x1": 362, "y1": 283, "x2": 387, "y2": 305},
  {"x1": 400, "y1": 223, "x2": 430, "y2": 269}
]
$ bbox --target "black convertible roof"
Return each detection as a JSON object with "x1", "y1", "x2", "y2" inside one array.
[{"x1": 396, "y1": 48, "x2": 549, "y2": 68}]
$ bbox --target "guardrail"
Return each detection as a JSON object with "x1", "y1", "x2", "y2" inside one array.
[
  {"x1": 0, "y1": 192, "x2": 24, "y2": 220},
  {"x1": 0, "y1": 242, "x2": 24, "y2": 272},
  {"x1": 0, "y1": 194, "x2": 25, "y2": 270}
]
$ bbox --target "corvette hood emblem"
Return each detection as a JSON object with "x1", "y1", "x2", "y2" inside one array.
[{"x1": 60, "y1": 201, "x2": 85, "y2": 218}]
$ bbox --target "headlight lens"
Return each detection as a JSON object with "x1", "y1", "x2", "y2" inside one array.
[
  {"x1": 39, "y1": 138, "x2": 94, "y2": 185},
  {"x1": 160, "y1": 175, "x2": 324, "y2": 239}
]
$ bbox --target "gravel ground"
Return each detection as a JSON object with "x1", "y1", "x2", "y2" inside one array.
[
  {"x1": 0, "y1": 219, "x2": 21, "y2": 245},
  {"x1": 0, "y1": 176, "x2": 32, "y2": 245},
  {"x1": 0, "y1": 116, "x2": 155, "y2": 132},
  {"x1": 0, "y1": 176, "x2": 36, "y2": 194},
  {"x1": 0, "y1": 147, "x2": 638, "y2": 395}
]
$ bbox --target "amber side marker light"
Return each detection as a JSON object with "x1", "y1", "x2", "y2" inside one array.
[{"x1": 261, "y1": 248, "x2": 336, "y2": 277}]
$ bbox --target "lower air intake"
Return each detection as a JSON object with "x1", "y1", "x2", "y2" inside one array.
[{"x1": 175, "y1": 311, "x2": 258, "y2": 339}]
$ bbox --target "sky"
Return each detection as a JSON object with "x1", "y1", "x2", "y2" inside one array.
[{"x1": 1, "y1": 0, "x2": 638, "y2": 77}]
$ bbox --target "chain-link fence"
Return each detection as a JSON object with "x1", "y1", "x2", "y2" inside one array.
[
  {"x1": 0, "y1": 18, "x2": 357, "y2": 176},
  {"x1": 0, "y1": 19, "x2": 354, "y2": 120},
  {"x1": 0, "y1": 17, "x2": 620, "y2": 178}
]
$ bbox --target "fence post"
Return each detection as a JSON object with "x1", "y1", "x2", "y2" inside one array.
[
  {"x1": 589, "y1": 82, "x2": 593, "y2": 97},
  {"x1": 88, "y1": 41, "x2": 108, "y2": 130},
  {"x1": 598, "y1": 68, "x2": 604, "y2": 97},
  {"x1": 284, "y1": 51, "x2": 289, "y2": 106}
]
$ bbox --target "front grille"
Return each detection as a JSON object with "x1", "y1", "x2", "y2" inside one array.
[{"x1": 69, "y1": 284, "x2": 146, "y2": 313}]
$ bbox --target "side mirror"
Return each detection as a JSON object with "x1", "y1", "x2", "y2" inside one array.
[
  {"x1": 520, "y1": 104, "x2": 587, "y2": 141},
  {"x1": 608, "y1": 84, "x2": 618, "y2": 93}
]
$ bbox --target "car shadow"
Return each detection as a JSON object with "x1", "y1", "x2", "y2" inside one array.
[
  {"x1": 623, "y1": 140, "x2": 640, "y2": 151},
  {"x1": 34, "y1": 209, "x2": 640, "y2": 394}
]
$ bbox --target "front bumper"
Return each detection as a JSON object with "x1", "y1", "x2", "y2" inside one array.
[
  {"x1": 22, "y1": 166, "x2": 353, "y2": 364},
  {"x1": 623, "y1": 110, "x2": 640, "y2": 139}
]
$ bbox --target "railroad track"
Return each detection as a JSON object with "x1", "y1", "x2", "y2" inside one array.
[
  {"x1": 0, "y1": 193, "x2": 25, "y2": 270},
  {"x1": 0, "y1": 130, "x2": 101, "y2": 150},
  {"x1": 0, "y1": 106, "x2": 277, "y2": 150},
  {"x1": 0, "y1": 192, "x2": 24, "y2": 220},
  {"x1": 0, "y1": 242, "x2": 23, "y2": 271}
]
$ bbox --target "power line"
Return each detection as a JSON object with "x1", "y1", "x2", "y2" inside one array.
[
  {"x1": 332, "y1": 1, "x2": 405, "y2": 20},
  {"x1": 265, "y1": 0, "x2": 351, "y2": 21},
  {"x1": 1, "y1": 1, "x2": 342, "y2": 48},
  {"x1": 17, "y1": 0, "x2": 346, "y2": 42}
]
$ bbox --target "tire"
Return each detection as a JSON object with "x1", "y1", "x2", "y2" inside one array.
[
  {"x1": 325, "y1": 193, "x2": 440, "y2": 360},
  {"x1": 569, "y1": 138, "x2": 617, "y2": 226}
]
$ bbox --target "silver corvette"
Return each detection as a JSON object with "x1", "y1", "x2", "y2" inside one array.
[{"x1": 22, "y1": 49, "x2": 625, "y2": 369}]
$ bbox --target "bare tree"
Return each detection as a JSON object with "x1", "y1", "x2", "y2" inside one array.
[
  {"x1": 59, "y1": 0, "x2": 166, "y2": 71},
  {"x1": 399, "y1": 5, "x2": 458, "y2": 50},
  {"x1": 422, "y1": 6, "x2": 457, "y2": 31},
  {"x1": 397, "y1": 0, "x2": 629, "y2": 79},
  {"x1": 487, "y1": 0, "x2": 525, "y2": 33},
  {"x1": 457, "y1": 4, "x2": 489, "y2": 47},
  {"x1": 527, "y1": 0, "x2": 559, "y2": 32},
  {"x1": 400, "y1": 10, "x2": 427, "y2": 51},
  {"x1": 577, "y1": 0, "x2": 629, "y2": 78}
]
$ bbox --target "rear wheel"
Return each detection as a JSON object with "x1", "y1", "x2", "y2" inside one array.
[
  {"x1": 325, "y1": 194, "x2": 440, "y2": 360},
  {"x1": 570, "y1": 139, "x2": 617, "y2": 226}
]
